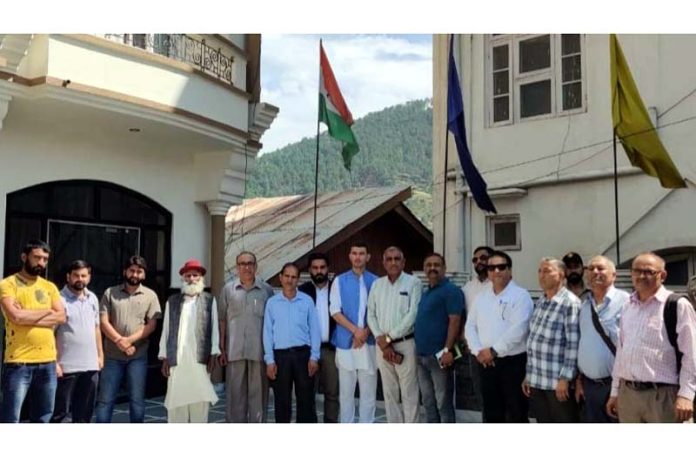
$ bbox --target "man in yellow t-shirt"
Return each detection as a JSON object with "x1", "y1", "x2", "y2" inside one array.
[{"x1": 0, "y1": 239, "x2": 65, "y2": 423}]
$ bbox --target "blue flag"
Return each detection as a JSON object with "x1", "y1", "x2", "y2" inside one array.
[{"x1": 447, "y1": 35, "x2": 497, "y2": 214}]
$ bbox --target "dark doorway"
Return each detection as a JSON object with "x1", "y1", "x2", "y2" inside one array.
[{"x1": 47, "y1": 220, "x2": 140, "y2": 297}]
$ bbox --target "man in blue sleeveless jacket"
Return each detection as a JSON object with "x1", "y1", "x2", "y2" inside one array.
[{"x1": 329, "y1": 242, "x2": 379, "y2": 423}]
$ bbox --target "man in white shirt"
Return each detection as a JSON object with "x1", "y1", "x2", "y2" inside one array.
[
  {"x1": 461, "y1": 246, "x2": 493, "y2": 418},
  {"x1": 329, "y1": 242, "x2": 380, "y2": 423},
  {"x1": 298, "y1": 252, "x2": 339, "y2": 423},
  {"x1": 465, "y1": 250, "x2": 533, "y2": 422},
  {"x1": 158, "y1": 259, "x2": 220, "y2": 423}
]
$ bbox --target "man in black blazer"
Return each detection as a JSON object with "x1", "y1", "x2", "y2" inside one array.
[{"x1": 298, "y1": 252, "x2": 339, "y2": 423}]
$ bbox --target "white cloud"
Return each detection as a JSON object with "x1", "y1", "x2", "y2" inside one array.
[{"x1": 259, "y1": 34, "x2": 432, "y2": 153}]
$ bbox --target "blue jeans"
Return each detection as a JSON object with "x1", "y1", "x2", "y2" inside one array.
[
  {"x1": 416, "y1": 355, "x2": 455, "y2": 423},
  {"x1": 0, "y1": 362, "x2": 57, "y2": 423},
  {"x1": 95, "y1": 356, "x2": 147, "y2": 423}
]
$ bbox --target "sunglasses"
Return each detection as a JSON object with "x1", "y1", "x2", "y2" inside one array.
[
  {"x1": 487, "y1": 263, "x2": 509, "y2": 272},
  {"x1": 472, "y1": 255, "x2": 489, "y2": 263}
]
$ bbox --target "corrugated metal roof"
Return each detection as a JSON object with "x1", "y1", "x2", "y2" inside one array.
[{"x1": 224, "y1": 186, "x2": 412, "y2": 281}]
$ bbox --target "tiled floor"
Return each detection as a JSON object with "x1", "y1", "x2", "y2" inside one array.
[{"x1": 112, "y1": 384, "x2": 483, "y2": 423}]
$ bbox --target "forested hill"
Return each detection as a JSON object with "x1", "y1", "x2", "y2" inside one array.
[{"x1": 246, "y1": 99, "x2": 433, "y2": 227}]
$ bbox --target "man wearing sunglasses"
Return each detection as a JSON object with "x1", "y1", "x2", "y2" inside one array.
[
  {"x1": 461, "y1": 246, "x2": 493, "y2": 419},
  {"x1": 606, "y1": 252, "x2": 696, "y2": 423},
  {"x1": 464, "y1": 251, "x2": 533, "y2": 422}
]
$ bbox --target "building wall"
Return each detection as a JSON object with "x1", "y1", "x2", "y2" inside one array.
[
  {"x1": 0, "y1": 123, "x2": 210, "y2": 288},
  {"x1": 434, "y1": 34, "x2": 696, "y2": 290}
]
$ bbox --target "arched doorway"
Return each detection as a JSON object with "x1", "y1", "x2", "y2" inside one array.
[{"x1": 4, "y1": 180, "x2": 172, "y2": 300}]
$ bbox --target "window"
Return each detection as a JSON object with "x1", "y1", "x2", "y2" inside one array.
[
  {"x1": 486, "y1": 34, "x2": 585, "y2": 126},
  {"x1": 487, "y1": 214, "x2": 521, "y2": 250}
]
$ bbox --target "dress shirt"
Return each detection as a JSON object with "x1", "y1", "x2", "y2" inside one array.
[
  {"x1": 263, "y1": 291, "x2": 321, "y2": 364},
  {"x1": 329, "y1": 274, "x2": 376, "y2": 372},
  {"x1": 610, "y1": 286, "x2": 696, "y2": 400},
  {"x1": 526, "y1": 287, "x2": 581, "y2": 390},
  {"x1": 464, "y1": 280, "x2": 533, "y2": 358},
  {"x1": 577, "y1": 286, "x2": 628, "y2": 380},
  {"x1": 218, "y1": 277, "x2": 275, "y2": 362},
  {"x1": 316, "y1": 285, "x2": 330, "y2": 343},
  {"x1": 367, "y1": 272, "x2": 422, "y2": 339},
  {"x1": 462, "y1": 277, "x2": 491, "y2": 315}
]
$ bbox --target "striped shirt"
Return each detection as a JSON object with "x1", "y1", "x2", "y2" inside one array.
[
  {"x1": 526, "y1": 287, "x2": 581, "y2": 390},
  {"x1": 367, "y1": 272, "x2": 422, "y2": 340},
  {"x1": 610, "y1": 286, "x2": 696, "y2": 400}
]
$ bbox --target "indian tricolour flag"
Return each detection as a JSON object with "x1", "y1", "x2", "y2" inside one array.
[{"x1": 319, "y1": 41, "x2": 360, "y2": 171}]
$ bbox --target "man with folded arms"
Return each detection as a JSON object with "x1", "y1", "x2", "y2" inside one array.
[
  {"x1": 574, "y1": 255, "x2": 628, "y2": 423},
  {"x1": 367, "y1": 246, "x2": 422, "y2": 423},
  {"x1": 465, "y1": 250, "x2": 532, "y2": 422},
  {"x1": 606, "y1": 252, "x2": 696, "y2": 423}
]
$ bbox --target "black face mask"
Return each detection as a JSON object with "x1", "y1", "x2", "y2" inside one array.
[
  {"x1": 24, "y1": 259, "x2": 45, "y2": 276},
  {"x1": 567, "y1": 272, "x2": 583, "y2": 285},
  {"x1": 310, "y1": 273, "x2": 327, "y2": 284}
]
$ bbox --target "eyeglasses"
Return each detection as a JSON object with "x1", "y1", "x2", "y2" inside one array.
[
  {"x1": 237, "y1": 261, "x2": 256, "y2": 268},
  {"x1": 631, "y1": 268, "x2": 659, "y2": 277},
  {"x1": 487, "y1": 263, "x2": 509, "y2": 272},
  {"x1": 472, "y1": 255, "x2": 489, "y2": 263}
]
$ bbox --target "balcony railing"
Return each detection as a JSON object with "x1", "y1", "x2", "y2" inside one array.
[{"x1": 99, "y1": 34, "x2": 234, "y2": 85}]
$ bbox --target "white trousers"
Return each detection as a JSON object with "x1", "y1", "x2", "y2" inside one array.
[
  {"x1": 167, "y1": 401, "x2": 210, "y2": 423},
  {"x1": 376, "y1": 339, "x2": 419, "y2": 423},
  {"x1": 338, "y1": 367, "x2": 377, "y2": 423}
]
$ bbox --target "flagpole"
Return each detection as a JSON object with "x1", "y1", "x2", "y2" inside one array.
[
  {"x1": 313, "y1": 40, "x2": 322, "y2": 249},
  {"x1": 613, "y1": 128, "x2": 621, "y2": 264},
  {"x1": 442, "y1": 126, "x2": 449, "y2": 255}
]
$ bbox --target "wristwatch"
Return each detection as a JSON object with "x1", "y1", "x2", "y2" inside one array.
[
  {"x1": 490, "y1": 348, "x2": 498, "y2": 358},
  {"x1": 442, "y1": 347, "x2": 449, "y2": 354},
  {"x1": 385, "y1": 335, "x2": 392, "y2": 344}
]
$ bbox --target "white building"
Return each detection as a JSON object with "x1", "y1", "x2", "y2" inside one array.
[
  {"x1": 0, "y1": 34, "x2": 277, "y2": 297},
  {"x1": 433, "y1": 34, "x2": 696, "y2": 290}
]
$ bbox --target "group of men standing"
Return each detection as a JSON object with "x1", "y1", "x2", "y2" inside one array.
[
  {"x1": 1, "y1": 238, "x2": 694, "y2": 424},
  {"x1": 464, "y1": 246, "x2": 696, "y2": 423}
]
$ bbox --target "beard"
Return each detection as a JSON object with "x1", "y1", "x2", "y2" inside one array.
[
  {"x1": 474, "y1": 263, "x2": 487, "y2": 276},
  {"x1": 310, "y1": 273, "x2": 327, "y2": 285},
  {"x1": 567, "y1": 272, "x2": 583, "y2": 285},
  {"x1": 23, "y1": 260, "x2": 45, "y2": 276},
  {"x1": 181, "y1": 279, "x2": 205, "y2": 296},
  {"x1": 125, "y1": 276, "x2": 142, "y2": 286},
  {"x1": 70, "y1": 281, "x2": 86, "y2": 290}
]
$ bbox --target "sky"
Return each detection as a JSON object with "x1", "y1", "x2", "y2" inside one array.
[{"x1": 259, "y1": 34, "x2": 432, "y2": 153}]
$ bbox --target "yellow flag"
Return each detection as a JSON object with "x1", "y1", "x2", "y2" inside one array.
[{"x1": 610, "y1": 34, "x2": 686, "y2": 188}]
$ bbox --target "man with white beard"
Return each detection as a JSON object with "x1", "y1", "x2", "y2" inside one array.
[{"x1": 158, "y1": 259, "x2": 220, "y2": 423}]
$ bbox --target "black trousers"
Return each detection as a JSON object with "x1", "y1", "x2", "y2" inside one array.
[
  {"x1": 530, "y1": 386, "x2": 580, "y2": 423},
  {"x1": 478, "y1": 352, "x2": 529, "y2": 423},
  {"x1": 272, "y1": 346, "x2": 317, "y2": 423},
  {"x1": 51, "y1": 370, "x2": 99, "y2": 423}
]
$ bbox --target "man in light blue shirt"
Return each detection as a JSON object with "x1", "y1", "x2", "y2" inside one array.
[
  {"x1": 263, "y1": 262, "x2": 321, "y2": 423},
  {"x1": 575, "y1": 255, "x2": 628, "y2": 423},
  {"x1": 52, "y1": 260, "x2": 103, "y2": 423}
]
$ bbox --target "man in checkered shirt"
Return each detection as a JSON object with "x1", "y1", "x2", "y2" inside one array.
[{"x1": 522, "y1": 257, "x2": 581, "y2": 422}]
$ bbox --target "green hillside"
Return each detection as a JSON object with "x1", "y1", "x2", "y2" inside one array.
[{"x1": 247, "y1": 99, "x2": 433, "y2": 228}]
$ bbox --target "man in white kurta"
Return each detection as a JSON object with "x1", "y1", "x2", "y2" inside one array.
[{"x1": 158, "y1": 259, "x2": 220, "y2": 423}]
